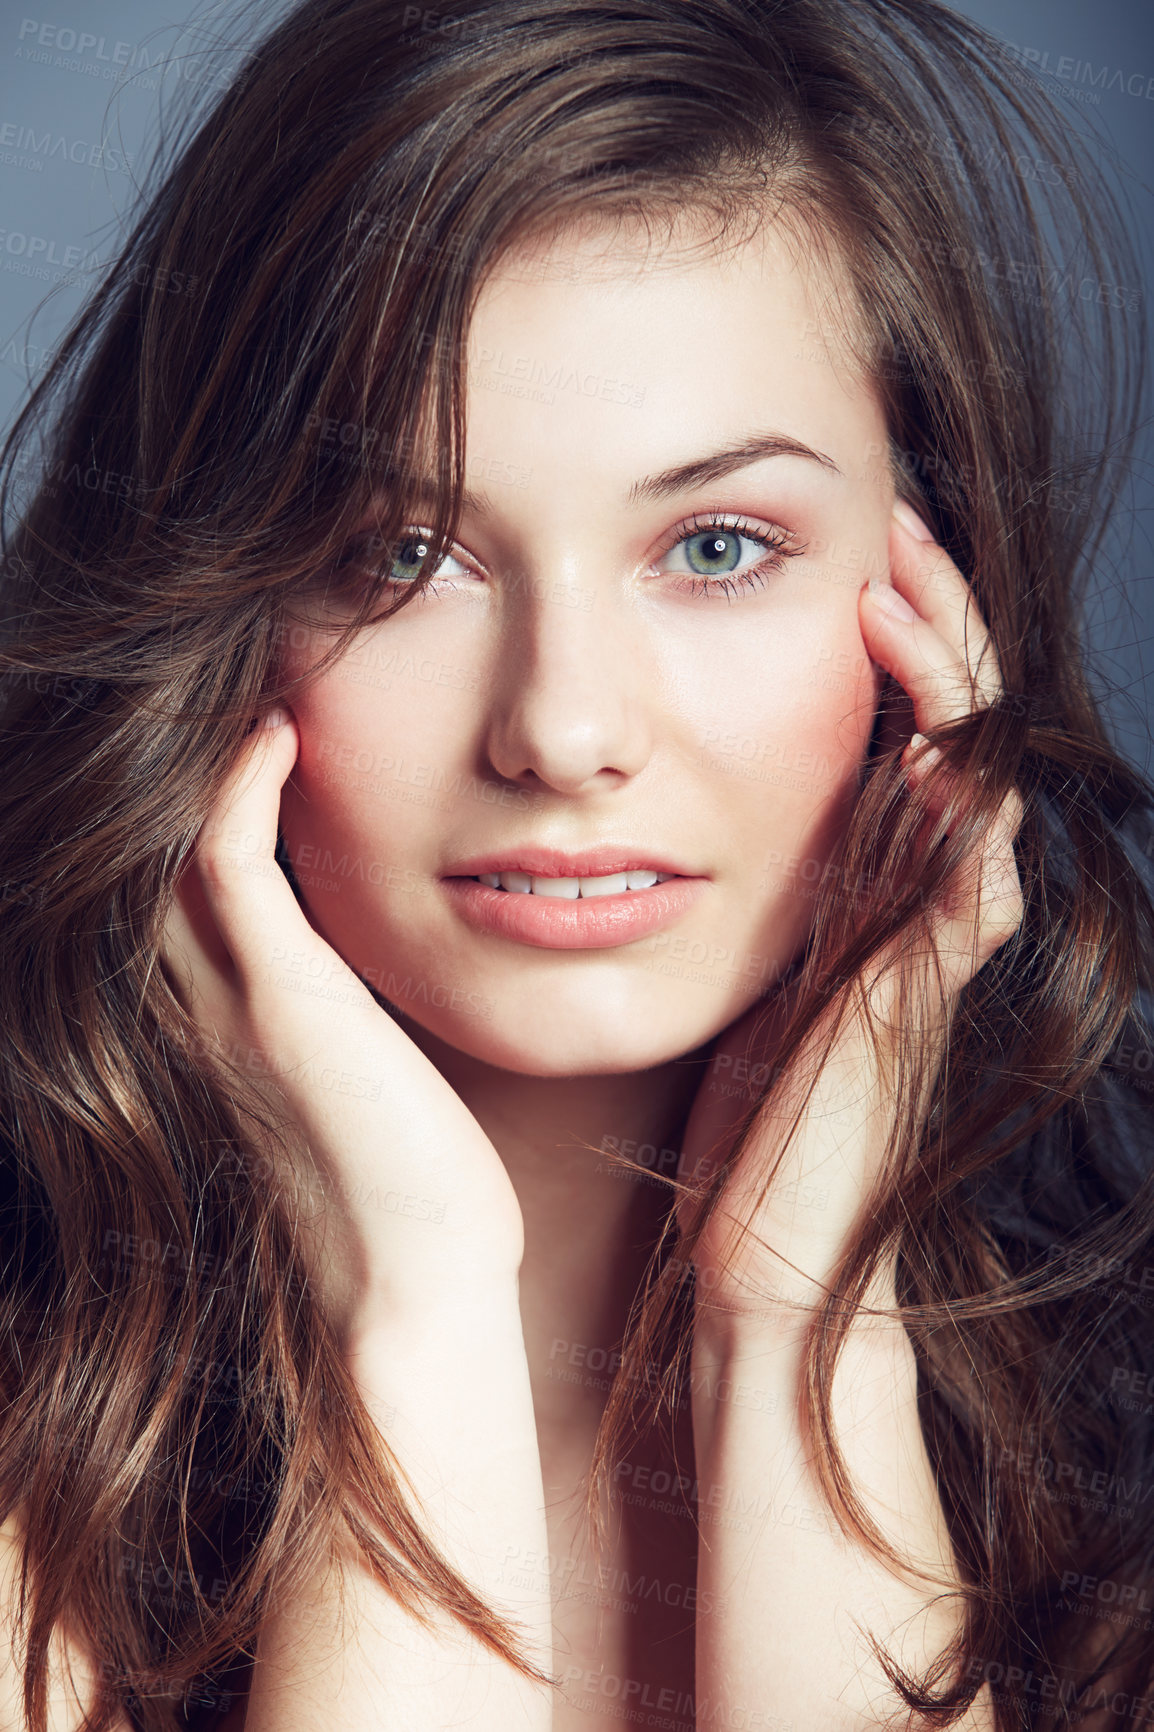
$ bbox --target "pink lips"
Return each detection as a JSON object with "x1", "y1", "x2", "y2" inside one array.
[{"x1": 440, "y1": 872, "x2": 708, "y2": 950}]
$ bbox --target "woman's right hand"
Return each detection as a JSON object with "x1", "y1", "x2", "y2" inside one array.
[
  {"x1": 164, "y1": 711, "x2": 555, "y2": 1732},
  {"x1": 161, "y1": 706, "x2": 524, "y2": 1337}
]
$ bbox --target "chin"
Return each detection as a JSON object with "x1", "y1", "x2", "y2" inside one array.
[{"x1": 381, "y1": 990, "x2": 729, "y2": 1078}]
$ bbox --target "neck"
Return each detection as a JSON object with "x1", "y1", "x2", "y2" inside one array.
[{"x1": 387, "y1": 1009, "x2": 712, "y2": 1442}]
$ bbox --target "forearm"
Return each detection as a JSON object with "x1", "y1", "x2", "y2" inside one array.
[
  {"x1": 245, "y1": 1284, "x2": 553, "y2": 1731},
  {"x1": 691, "y1": 1281, "x2": 988, "y2": 1731}
]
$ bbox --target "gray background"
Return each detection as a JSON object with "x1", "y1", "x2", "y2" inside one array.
[{"x1": 1, "y1": 0, "x2": 1151, "y2": 775}]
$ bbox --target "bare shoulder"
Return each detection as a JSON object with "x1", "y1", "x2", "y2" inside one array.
[{"x1": 0, "y1": 1505, "x2": 133, "y2": 1732}]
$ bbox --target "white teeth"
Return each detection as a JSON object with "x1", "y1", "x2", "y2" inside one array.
[
  {"x1": 527, "y1": 876, "x2": 580, "y2": 899},
  {"x1": 475, "y1": 869, "x2": 675, "y2": 897},
  {"x1": 579, "y1": 873, "x2": 630, "y2": 898}
]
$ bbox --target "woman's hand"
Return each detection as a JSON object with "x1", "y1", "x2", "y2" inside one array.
[
  {"x1": 168, "y1": 718, "x2": 555, "y2": 1731},
  {"x1": 675, "y1": 498, "x2": 1025, "y2": 1321},
  {"x1": 161, "y1": 708, "x2": 524, "y2": 1337}
]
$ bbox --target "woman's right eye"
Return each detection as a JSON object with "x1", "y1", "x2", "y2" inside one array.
[{"x1": 341, "y1": 526, "x2": 470, "y2": 590}]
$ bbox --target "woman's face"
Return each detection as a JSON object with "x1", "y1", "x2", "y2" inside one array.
[{"x1": 278, "y1": 210, "x2": 893, "y2": 1075}]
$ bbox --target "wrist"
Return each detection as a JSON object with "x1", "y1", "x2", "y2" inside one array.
[
  {"x1": 689, "y1": 1255, "x2": 907, "y2": 1466},
  {"x1": 691, "y1": 1247, "x2": 901, "y2": 1349},
  {"x1": 342, "y1": 1271, "x2": 526, "y2": 1363},
  {"x1": 340, "y1": 1279, "x2": 540, "y2": 1485}
]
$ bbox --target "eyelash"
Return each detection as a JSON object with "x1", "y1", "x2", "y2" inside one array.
[
  {"x1": 336, "y1": 512, "x2": 804, "y2": 602},
  {"x1": 659, "y1": 512, "x2": 804, "y2": 600}
]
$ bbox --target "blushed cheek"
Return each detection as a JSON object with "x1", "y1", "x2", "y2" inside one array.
[
  {"x1": 702, "y1": 615, "x2": 875, "y2": 803},
  {"x1": 809, "y1": 640, "x2": 880, "y2": 767},
  {"x1": 745, "y1": 645, "x2": 881, "y2": 952},
  {"x1": 275, "y1": 671, "x2": 408, "y2": 911},
  {"x1": 281, "y1": 650, "x2": 428, "y2": 829}
]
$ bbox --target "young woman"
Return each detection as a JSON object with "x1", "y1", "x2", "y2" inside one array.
[{"x1": 0, "y1": 0, "x2": 1151, "y2": 1727}]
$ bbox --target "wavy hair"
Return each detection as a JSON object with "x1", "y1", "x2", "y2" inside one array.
[{"x1": 1, "y1": 0, "x2": 1152, "y2": 1726}]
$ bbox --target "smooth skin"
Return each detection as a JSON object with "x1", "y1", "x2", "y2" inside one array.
[{"x1": 8, "y1": 210, "x2": 1019, "y2": 1729}]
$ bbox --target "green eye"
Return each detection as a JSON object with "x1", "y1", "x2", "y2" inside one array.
[
  {"x1": 389, "y1": 532, "x2": 436, "y2": 583},
  {"x1": 380, "y1": 528, "x2": 468, "y2": 586},
  {"x1": 682, "y1": 528, "x2": 743, "y2": 577},
  {"x1": 660, "y1": 513, "x2": 802, "y2": 600},
  {"x1": 334, "y1": 526, "x2": 467, "y2": 594}
]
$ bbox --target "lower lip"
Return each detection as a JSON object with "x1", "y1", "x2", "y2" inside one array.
[{"x1": 440, "y1": 875, "x2": 709, "y2": 949}]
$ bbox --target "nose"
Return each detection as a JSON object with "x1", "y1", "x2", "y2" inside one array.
[{"x1": 482, "y1": 567, "x2": 653, "y2": 796}]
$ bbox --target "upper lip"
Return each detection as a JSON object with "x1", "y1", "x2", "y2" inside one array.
[{"x1": 443, "y1": 847, "x2": 701, "y2": 879}]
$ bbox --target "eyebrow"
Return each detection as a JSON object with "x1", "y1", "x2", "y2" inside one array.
[
  {"x1": 370, "y1": 431, "x2": 841, "y2": 524},
  {"x1": 626, "y1": 432, "x2": 842, "y2": 504}
]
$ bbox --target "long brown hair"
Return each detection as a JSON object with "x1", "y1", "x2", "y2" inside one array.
[{"x1": 1, "y1": 0, "x2": 1152, "y2": 1726}]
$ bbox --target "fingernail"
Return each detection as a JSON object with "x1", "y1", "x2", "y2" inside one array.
[
  {"x1": 906, "y1": 733, "x2": 942, "y2": 771},
  {"x1": 868, "y1": 581, "x2": 916, "y2": 622},
  {"x1": 893, "y1": 498, "x2": 934, "y2": 541},
  {"x1": 262, "y1": 706, "x2": 288, "y2": 729}
]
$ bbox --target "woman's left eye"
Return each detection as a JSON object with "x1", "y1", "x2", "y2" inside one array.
[{"x1": 657, "y1": 514, "x2": 804, "y2": 599}]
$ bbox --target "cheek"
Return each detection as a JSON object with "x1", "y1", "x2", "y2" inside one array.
[
  {"x1": 274, "y1": 655, "x2": 451, "y2": 942},
  {"x1": 678, "y1": 583, "x2": 877, "y2": 796},
  {"x1": 697, "y1": 607, "x2": 878, "y2": 958},
  {"x1": 282, "y1": 645, "x2": 469, "y2": 837}
]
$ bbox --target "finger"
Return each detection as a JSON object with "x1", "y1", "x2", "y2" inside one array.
[
  {"x1": 859, "y1": 496, "x2": 1009, "y2": 737},
  {"x1": 160, "y1": 715, "x2": 297, "y2": 1045},
  {"x1": 902, "y1": 732, "x2": 943, "y2": 784},
  {"x1": 193, "y1": 708, "x2": 317, "y2": 985},
  {"x1": 859, "y1": 578, "x2": 984, "y2": 735},
  {"x1": 160, "y1": 903, "x2": 244, "y2": 1069},
  {"x1": 161, "y1": 874, "x2": 226, "y2": 1006},
  {"x1": 934, "y1": 788, "x2": 1025, "y2": 975},
  {"x1": 885, "y1": 503, "x2": 1002, "y2": 704},
  {"x1": 165, "y1": 848, "x2": 236, "y2": 985},
  {"x1": 889, "y1": 501, "x2": 1002, "y2": 697}
]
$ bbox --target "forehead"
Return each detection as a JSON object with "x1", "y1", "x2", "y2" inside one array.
[
  {"x1": 458, "y1": 204, "x2": 883, "y2": 489},
  {"x1": 482, "y1": 199, "x2": 867, "y2": 343}
]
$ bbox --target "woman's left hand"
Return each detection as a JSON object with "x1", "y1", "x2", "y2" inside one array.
[{"x1": 675, "y1": 498, "x2": 1025, "y2": 1324}]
